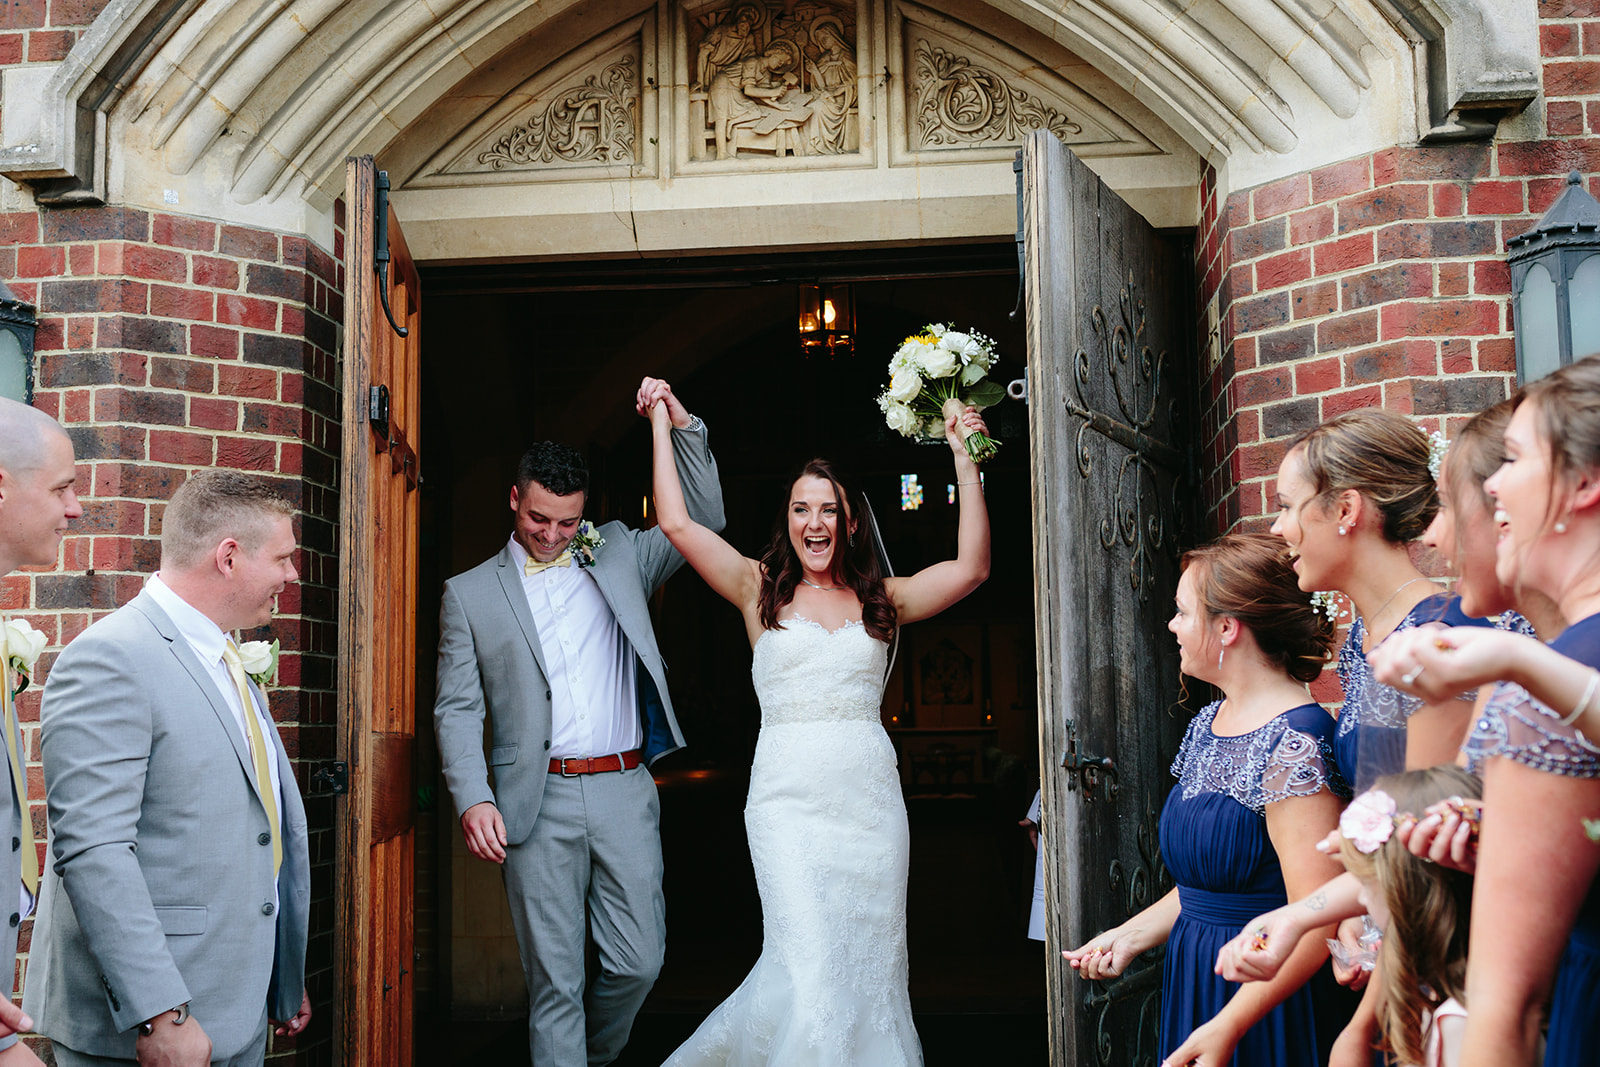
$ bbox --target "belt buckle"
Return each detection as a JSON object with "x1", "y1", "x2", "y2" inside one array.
[{"x1": 558, "y1": 757, "x2": 583, "y2": 777}]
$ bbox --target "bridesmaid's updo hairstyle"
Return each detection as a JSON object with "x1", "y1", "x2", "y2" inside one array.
[
  {"x1": 758, "y1": 458, "x2": 897, "y2": 642},
  {"x1": 1516, "y1": 353, "x2": 1600, "y2": 520},
  {"x1": 1287, "y1": 409, "x2": 1438, "y2": 543},
  {"x1": 1181, "y1": 532, "x2": 1335, "y2": 684}
]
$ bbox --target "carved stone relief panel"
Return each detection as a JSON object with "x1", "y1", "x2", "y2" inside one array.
[
  {"x1": 682, "y1": 0, "x2": 862, "y2": 161},
  {"x1": 890, "y1": 1, "x2": 1159, "y2": 162},
  {"x1": 410, "y1": 18, "x2": 655, "y2": 186}
]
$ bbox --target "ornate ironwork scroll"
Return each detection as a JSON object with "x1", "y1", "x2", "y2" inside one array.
[
  {"x1": 913, "y1": 43, "x2": 1083, "y2": 147},
  {"x1": 1065, "y1": 273, "x2": 1183, "y2": 600},
  {"x1": 1088, "y1": 800, "x2": 1171, "y2": 1066},
  {"x1": 478, "y1": 57, "x2": 638, "y2": 168}
]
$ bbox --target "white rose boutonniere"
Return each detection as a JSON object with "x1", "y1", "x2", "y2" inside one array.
[
  {"x1": 238, "y1": 638, "x2": 280, "y2": 688},
  {"x1": 570, "y1": 521, "x2": 606, "y2": 569},
  {"x1": 5, "y1": 618, "x2": 45, "y2": 695}
]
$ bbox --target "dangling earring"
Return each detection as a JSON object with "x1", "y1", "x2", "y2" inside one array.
[
  {"x1": 1217, "y1": 646, "x2": 1225, "y2": 671},
  {"x1": 1556, "y1": 521, "x2": 1569, "y2": 534},
  {"x1": 849, "y1": 528, "x2": 855, "y2": 548},
  {"x1": 1337, "y1": 525, "x2": 1347, "y2": 536}
]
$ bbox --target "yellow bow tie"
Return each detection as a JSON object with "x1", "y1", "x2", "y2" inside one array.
[{"x1": 525, "y1": 551, "x2": 572, "y2": 575}]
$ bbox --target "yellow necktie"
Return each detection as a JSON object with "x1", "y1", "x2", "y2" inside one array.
[
  {"x1": 222, "y1": 640, "x2": 281, "y2": 878},
  {"x1": 525, "y1": 550, "x2": 572, "y2": 575},
  {"x1": 0, "y1": 626, "x2": 36, "y2": 895}
]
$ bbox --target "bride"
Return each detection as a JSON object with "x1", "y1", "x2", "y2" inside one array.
[{"x1": 645, "y1": 393, "x2": 991, "y2": 1066}]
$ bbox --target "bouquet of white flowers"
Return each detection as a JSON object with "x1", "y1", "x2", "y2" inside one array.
[{"x1": 877, "y1": 323, "x2": 1004, "y2": 463}]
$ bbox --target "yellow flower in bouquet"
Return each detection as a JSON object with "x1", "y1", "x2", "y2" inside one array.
[{"x1": 877, "y1": 323, "x2": 1004, "y2": 463}]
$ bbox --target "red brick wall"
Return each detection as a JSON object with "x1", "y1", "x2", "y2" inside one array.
[
  {"x1": 2, "y1": 204, "x2": 342, "y2": 1064},
  {"x1": 1197, "y1": 0, "x2": 1600, "y2": 534}
]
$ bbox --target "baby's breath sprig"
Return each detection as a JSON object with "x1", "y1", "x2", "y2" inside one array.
[{"x1": 1310, "y1": 590, "x2": 1348, "y2": 623}]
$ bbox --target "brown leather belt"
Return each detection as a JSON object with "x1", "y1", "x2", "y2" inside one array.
[{"x1": 549, "y1": 750, "x2": 643, "y2": 777}]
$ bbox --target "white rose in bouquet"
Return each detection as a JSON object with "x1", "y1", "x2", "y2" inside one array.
[
  {"x1": 890, "y1": 340, "x2": 922, "y2": 371},
  {"x1": 888, "y1": 366, "x2": 923, "y2": 403},
  {"x1": 915, "y1": 345, "x2": 960, "y2": 379},
  {"x1": 883, "y1": 401, "x2": 919, "y2": 436}
]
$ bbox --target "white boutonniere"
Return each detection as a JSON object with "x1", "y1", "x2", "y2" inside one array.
[
  {"x1": 237, "y1": 638, "x2": 280, "y2": 688},
  {"x1": 571, "y1": 521, "x2": 605, "y2": 569},
  {"x1": 4, "y1": 618, "x2": 45, "y2": 696}
]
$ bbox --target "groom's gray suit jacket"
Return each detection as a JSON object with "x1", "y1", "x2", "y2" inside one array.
[
  {"x1": 23, "y1": 589, "x2": 310, "y2": 1059},
  {"x1": 435, "y1": 420, "x2": 724, "y2": 845}
]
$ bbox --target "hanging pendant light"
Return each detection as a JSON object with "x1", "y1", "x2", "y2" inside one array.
[{"x1": 797, "y1": 283, "x2": 855, "y2": 358}]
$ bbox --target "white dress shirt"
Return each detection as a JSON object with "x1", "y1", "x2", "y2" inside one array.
[
  {"x1": 146, "y1": 574, "x2": 283, "y2": 902},
  {"x1": 508, "y1": 537, "x2": 641, "y2": 759}
]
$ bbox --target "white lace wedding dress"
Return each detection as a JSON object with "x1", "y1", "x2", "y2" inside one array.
[{"x1": 662, "y1": 617, "x2": 923, "y2": 1066}]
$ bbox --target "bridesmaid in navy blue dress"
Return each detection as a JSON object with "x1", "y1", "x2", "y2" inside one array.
[
  {"x1": 1065, "y1": 533, "x2": 1348, "y2": 1067},
  {"x1": 1370, "y1": 357, "x2": 1600, "y2": 1067}
]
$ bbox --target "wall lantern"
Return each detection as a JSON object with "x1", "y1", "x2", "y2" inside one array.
[
  {"x1": 797, "y1": 283, "x2": 854, "y2": 358},
  {"x1": 0, "y1": 279, "x2": 35, "y2": 403},
  {"x1": 1508, "y1": 171, "x2": 1600, "y2": 384}
]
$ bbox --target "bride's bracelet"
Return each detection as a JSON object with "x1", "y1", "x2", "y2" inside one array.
[{"x1": 1559, "y1": 669, "x2": 1600, "y2": 727}]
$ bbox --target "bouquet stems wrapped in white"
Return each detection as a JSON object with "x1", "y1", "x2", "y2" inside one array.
[{"x1": 877, "y1": 323, "x2": 1004, "y2": 463}]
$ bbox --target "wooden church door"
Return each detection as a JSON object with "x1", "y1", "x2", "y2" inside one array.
[
  {"x1": 336, "y1": 155, "x2": 423, "y2": 1067},
  {"x1": 1021, "y1": 129, "x2": 1202, "y2": 1067}
]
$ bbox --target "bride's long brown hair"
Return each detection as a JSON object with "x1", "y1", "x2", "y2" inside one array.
[{"x1": 757, "y1": 459, "x2": 896, "y2": 642}]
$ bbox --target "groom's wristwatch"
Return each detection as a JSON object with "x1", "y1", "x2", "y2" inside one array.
[{"x1": 138, "y1": 1002, "x2": 191, "y2": 1035}]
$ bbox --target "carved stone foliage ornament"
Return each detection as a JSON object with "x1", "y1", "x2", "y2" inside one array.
[
  {"x1": 687, "y1": 0, "x2": 859, "y2": 160},
  {"x1": 913, "y1": 43, "x2": 1082, "y2": 148},
  {"x1": 478, "y1": 56, "x2": 638, "y2": 168}
]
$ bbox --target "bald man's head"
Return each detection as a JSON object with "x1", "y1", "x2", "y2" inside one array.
[
  {"x1": 0, "y1": 397, "x2": 69, "y2": 478},
  {"x1": 0, "y1": 400, "x2": 79, "y2": 573}
]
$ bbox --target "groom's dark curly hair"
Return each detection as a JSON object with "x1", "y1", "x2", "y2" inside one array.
[{"x1": 516, "y1": 442, "x2": 589, "y2": 497}]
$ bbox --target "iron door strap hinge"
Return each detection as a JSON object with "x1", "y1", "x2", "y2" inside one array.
[
  {"x1": 311, "y1": 761, "x2": 349, "y2": 795},
  {"x1": 1009, "y1": 148, "x2": 1025, "y2": 322},
  {"x1": 374, "y1": 171, "x2": 409, "y2": 339}
]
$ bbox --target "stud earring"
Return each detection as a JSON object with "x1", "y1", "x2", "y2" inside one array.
[
  {"x1": 1338, "y1": 525, "x2": 1347, "y2": 536},
  {"x1": 1556, "y1": 521, "x2": 1569, "y2": 534}
]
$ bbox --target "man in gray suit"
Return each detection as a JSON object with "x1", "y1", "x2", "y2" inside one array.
[
  {"x1": 436, "y1": 377, "x2": 723, "y2": 1066},
  {"x1": 0, "y1": 398, "x2": 82, "y2": 1066},
  {"x1": 26, "y1": 470, "x2": 311, "y2": 1066}
]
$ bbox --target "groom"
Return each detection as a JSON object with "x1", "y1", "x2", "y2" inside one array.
[{"x1": 434, "y1": 377, "x2": 724, "y2": 1065}]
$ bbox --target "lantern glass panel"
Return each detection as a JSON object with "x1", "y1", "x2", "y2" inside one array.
[
  {"x1": 1570, "y1": 254, "x2": 1600, "y2": 362},
  {"x1": 1519, "y1": 262, "x2": 1561, "y2": 383},
  {"x1": 797, "y1": 285, "x2": 822, "y2": 335},
  {"x1": 0, "y1": 329, "x2": 25, "y2": 403}
]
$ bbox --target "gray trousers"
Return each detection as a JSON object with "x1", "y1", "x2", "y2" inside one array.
[
  {"x1": 50, "y1": 1012, "x2": 269, "y2": 1067},
  {"x1": 503, "y1": 764, "x2": 665, "y2": 1067}
]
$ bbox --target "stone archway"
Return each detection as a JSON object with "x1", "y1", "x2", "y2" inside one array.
[{"x1": 0, "y1": 0, "x2": 1541, "y2": 249}]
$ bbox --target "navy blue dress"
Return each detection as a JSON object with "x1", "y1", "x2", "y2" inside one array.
[
  {"x1": 1334, "y1": 592, "x2": 1497, "y2": 791},
  {"x1": 1461, "y1": 612, "x2": 1600, "y2": 1066},
  {"x1": 1160, "y1": 700, "x2": 1346, "y2": 1065}
]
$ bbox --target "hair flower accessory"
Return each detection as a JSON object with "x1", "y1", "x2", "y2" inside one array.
[
  {"x1": 1426, "y1": 429, "x2": 1448, "y2": 482},
  {"x1": 237, "y1": 638, "x2": 280, "y2": 688},
  {"x1": 1309, "y1": 590, "x2": 1347, "y2": 623},
  {"x1": 4, "y1": 618, "x2": 45, "y2": 696},
  {"x1": 1341, "y1": 788, "x2": 1399, "y2": 853},
  {"x1": 571, "y1": 520, "x2": 605, "y2": 568}
]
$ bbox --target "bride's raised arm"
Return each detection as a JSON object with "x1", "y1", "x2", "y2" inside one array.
[
  {"x1": 650, "y1": 399, "x2": 761, "y2": 613},
  {"x1": 887, "y1": 407, "x2": 992, "y2": 626}
]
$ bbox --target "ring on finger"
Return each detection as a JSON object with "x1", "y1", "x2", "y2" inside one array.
[{"x1": 1401, "y1": 664, "x2": 1425, "y2": 685}]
